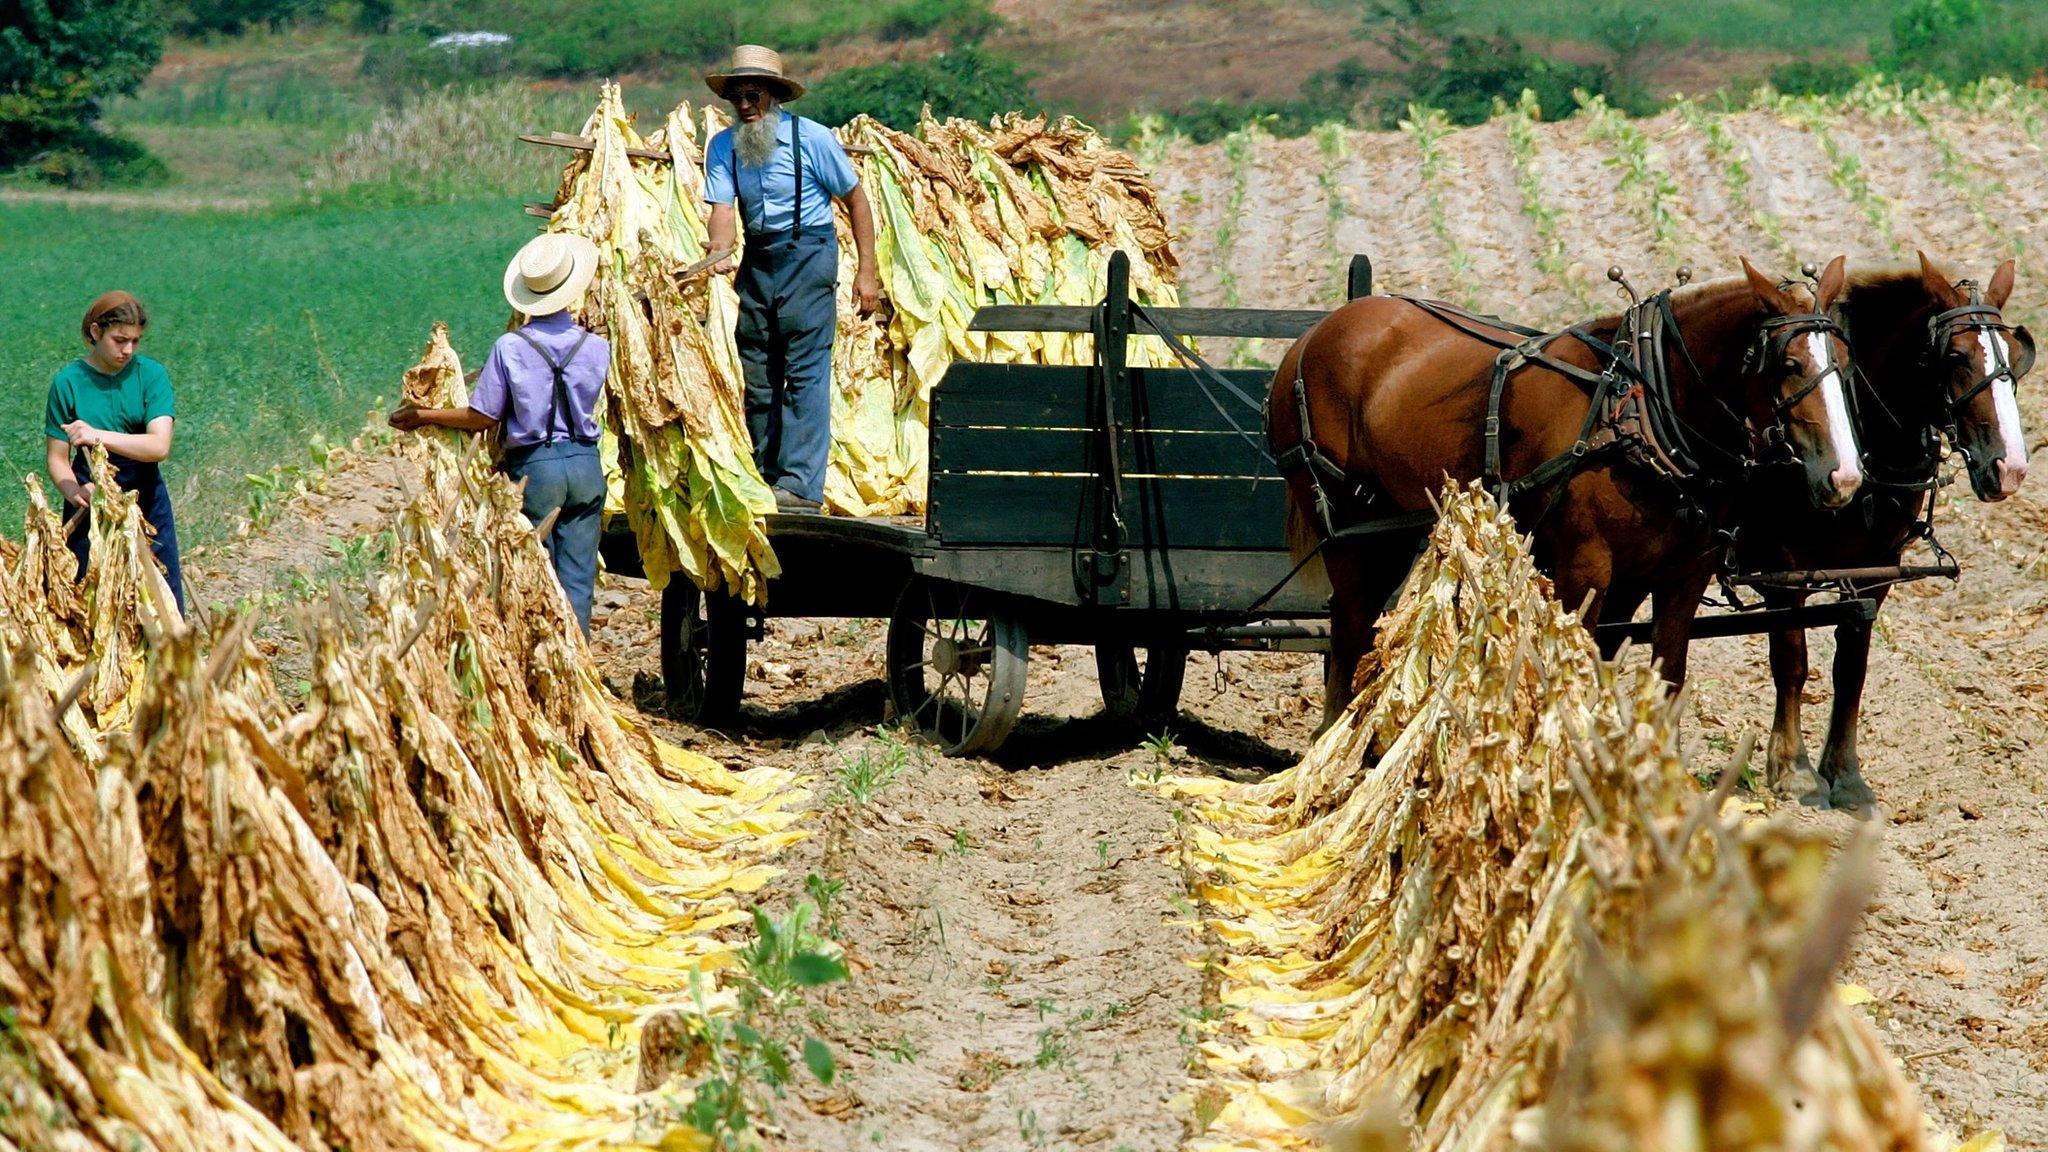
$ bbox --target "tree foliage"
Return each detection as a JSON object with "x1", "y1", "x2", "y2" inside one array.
[
  {"x1": 0, "y1": 0, "x2": 163, "y2": 166},
  {"x1": 802, "y1": 47, "x2": 1037, "y2": 131}
]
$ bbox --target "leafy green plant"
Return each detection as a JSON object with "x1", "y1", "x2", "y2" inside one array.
[
  {"x1": 1783, "y1": 96, "x2": 1901, "y2": 255},
  {"x1": 1673, "y1": 97, "x2": 1797, "y2": 266},
  {"x1": 1313, "y1": 122, "x2": 1351, "y2": 299},
  {"x1": 674, "y1": 901, "x2": 849, "y2": 1150},
  {"x1": 829, "y1": 737, "x2": 908, "y2": 808},
  {"x1": 1501, "y1": 90, "x2": 1592, "y2": 308},
  {"x1": 1578, "y1": 92, "x2": 1688, "y2": 263},
  {"x1": 1399, "y1": 104, "x2": 1480, "y2": 308},
  {"x1": 1903, "y1": 87, "x2": 2018, "y2": 255}
]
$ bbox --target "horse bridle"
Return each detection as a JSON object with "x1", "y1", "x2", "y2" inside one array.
[
  {"x1": 1738, "y1": 308, "x2": 1851, "y2": 466},
  {"x1": 1924, "y1": 284, "x2": 2019, "y2": 442}
]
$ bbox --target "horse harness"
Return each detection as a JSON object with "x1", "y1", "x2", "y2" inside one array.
[{"x1": 1273, "y1": 293, "x2": 1847, "y2": 543}]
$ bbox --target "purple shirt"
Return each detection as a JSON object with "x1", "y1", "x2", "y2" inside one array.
[{"x1": 469, "y1": 312, "x2": 610, "y2": 446}]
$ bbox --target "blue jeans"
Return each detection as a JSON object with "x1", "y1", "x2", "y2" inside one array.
[
  {"x1": 502, "y1": 441, "x2": 604, "y2": 632},
  {"x1": 67, "y1": 455, "x2": 185, "y2": 614},
  {"x1": 737, "y1": 230, "x2": 838, "y2": 503}
]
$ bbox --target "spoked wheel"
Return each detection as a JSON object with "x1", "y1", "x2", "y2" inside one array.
[
  {"x1": 886, "y1": 579, "x2": 1029, "y2": 756},
  {"x1": 1095, "y1": 643, "x2": 1188, "y2": 724},
  {"x1": 660, "y1": 582, "x2": 746, "y2": 727}
]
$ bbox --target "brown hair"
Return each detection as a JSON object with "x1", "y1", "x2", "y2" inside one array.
[{"x1": 81, "y1": 291, "x2": 148, "y2": 343}]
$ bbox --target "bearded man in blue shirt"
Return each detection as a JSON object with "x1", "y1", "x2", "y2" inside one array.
[{"x1": 699, "y1": 45, "x2": 880, "y2": 514}]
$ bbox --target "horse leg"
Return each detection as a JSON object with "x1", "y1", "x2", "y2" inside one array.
[
  {"x1": 1647, "y1": 571, "x2": 1714, "y2": 691},
  {"x1": 1318, "y1": 541, "x2": 1417, "y2": 732},
  {"x1": 1818, "y1": 589, "x2": 1887, "y2": 814},
  {"x1": 1594, "y1": 580, "x2": 1649, "y2": 660},
  {"x1": 1764, "y1": 599, "x2": 1828, "y2": 808}
]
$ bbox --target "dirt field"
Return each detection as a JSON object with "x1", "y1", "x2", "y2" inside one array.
[{"x1": 184, "y1": 102, "x2": 2048, "y2": 1147}]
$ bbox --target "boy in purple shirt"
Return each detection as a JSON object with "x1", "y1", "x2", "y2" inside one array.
[{"x1": 391, "y1": 233, "x2": 610, "y2": 632}]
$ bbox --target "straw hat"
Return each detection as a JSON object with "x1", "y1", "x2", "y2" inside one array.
[
  {"x1": 705, "y1": 44, "x2": 806, "y2": 102},
  {"x1": 503, "y1": 233, "x2": 601, "y2": 316}
]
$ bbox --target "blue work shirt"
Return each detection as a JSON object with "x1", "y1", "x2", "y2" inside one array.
[
  {"x1": 703, "y1": 111, "x2": 859, "y2": 238},
  {"x1": 468, "y1": 311, "x2": 610, "y2": 447}
]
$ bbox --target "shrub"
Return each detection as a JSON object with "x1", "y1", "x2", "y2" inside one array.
[
  {"x1": 0, "y1": 0, "x2": 163, "y2": 169},
  {"x1": 1872, "y1": 0, "x2": 2048, "y2": 87},
  {"x1": 24, "y1": 130, "x2": 168, "y2": 189},
  {"x1": 803, "y1": 47, "x2": 1037, "y2": 131},
  {"x1": 1770, "y1": 58, "x2": 1869, "y2": 97}
]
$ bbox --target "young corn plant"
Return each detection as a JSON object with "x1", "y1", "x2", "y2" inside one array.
[
  {"x1": 1400, "y1": 105, "x2": 1479, "y2": 308},
  {"x1": 1313, "y1": 121, "x2": 1350, "y2": 301},
  {"x1": 1673, "y1": 97, "x2": 1798, "y2": 267},
  {"x1": 1906, "y1": 88, "x2": 2020, "y2": 258},
  {"x1": 1785, "y1": 96, "x2": 1901, "y2": 256},
  {"x1": 1502, "y1": 90, "x2": 1594, "y2": 309},
  {"x1": 1578, "y1": 92, "x2": 1688, "y2": 268},
  {"x1": 1216, "y1": 126, "x2": 1254, "y2": 362}
]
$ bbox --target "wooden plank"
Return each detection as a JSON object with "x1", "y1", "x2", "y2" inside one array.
[
  {"x1": 932, "y1": 364, "x2": 1091, "y2": 428},
  {"x1": 524, "y1": 202, "x2": 555, "y2": 219},
  {"x1": 929, "y1": 473, "x2": 1289, "y2": 549},
  {"x1": 931, "y1": 424, "x2": 1273, "y2": 480},
  {"x1": 519, "y1": 132, "x2": 670, "y2": 162},
  {"x1": 968, "y1": 304, "x2": 1328, "y2": 339},
  {"x1": 932, "y1": 364, "x2": 1273, "y2": 438}
]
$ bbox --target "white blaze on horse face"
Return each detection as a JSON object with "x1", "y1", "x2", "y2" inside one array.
[
  {"x1": 1978, "y1": 330, "x2": 2030, "y2": 493},
  {"x1": 1804, "y1": 331, "x2": 1862, "y2": 491}
]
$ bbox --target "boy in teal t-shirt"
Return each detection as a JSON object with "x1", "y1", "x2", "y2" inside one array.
[{"x1": 45, "y1": 291, "x2": 185, "y2": 612}]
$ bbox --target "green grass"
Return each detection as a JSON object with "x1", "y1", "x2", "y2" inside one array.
[{"x1": 0, "y1": 197, "x2": 538, "y2": 544}]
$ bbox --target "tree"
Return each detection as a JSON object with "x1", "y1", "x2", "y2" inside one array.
[
  {"x1": 0, "y1": 0, "x2": 164, "y2": 166},
  {"x1": 803, "y1": 48, "x2": 1036, "y2": 131}
]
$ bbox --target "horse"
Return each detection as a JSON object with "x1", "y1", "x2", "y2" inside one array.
[
  {"x1": 1737, "y1": 253, "x2": 2033, "y2": 812},
  {"x1": 1268, "y1": 256, "x2": 1865, "y2": 726}
]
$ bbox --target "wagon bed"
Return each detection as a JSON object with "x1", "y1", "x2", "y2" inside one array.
[{"x1": 606, "y1": 252, "x2": 1901, "y2": 753}]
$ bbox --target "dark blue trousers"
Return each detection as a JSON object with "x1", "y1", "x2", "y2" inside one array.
[
  {"x1": 502, "y1": 441, "x2": 605, "y2": 633},
  {"x1": 737, "y1": 231, "x2": 839, "y2": 504},
  {"x1": 67, "y1": 455, "x2": 185, "y2": 613}
]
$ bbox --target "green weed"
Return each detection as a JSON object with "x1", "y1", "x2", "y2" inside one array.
[
  {"x1": 828, "y1": 737, "x2": 909, "y2": 808},
  {"x1": 674, "y1": 901, "x2": 849, "y2": 1151}
]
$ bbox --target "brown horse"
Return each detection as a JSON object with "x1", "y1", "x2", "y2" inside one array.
[
  {"x1": 1270, "y1": 257, "x2": 1864, "y2": 724},
  {"x1": 1738, "y1": 253, "x2": 2034, "y2": 812}
]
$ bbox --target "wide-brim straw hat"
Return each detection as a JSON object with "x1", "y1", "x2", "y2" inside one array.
[
  {"x1": 705, "y1": 44, "x2": 806, "y2": 102},
  {"x1": 503, "y1": 233, "x2": 602, "y2": 316}
]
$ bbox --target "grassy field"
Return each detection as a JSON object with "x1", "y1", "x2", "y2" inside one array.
[{"x1": 0, "y1": 197, "x2": 538, "y2": 544}]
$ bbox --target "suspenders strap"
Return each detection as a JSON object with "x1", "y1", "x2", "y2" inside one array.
[{"x1": 509, "y1": 327, "x2": 595, "y2": 445}]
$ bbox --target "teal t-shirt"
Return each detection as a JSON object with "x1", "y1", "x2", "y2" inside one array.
[{"x1": 44, "y1": 354, "x2": 175, "y2": 442}]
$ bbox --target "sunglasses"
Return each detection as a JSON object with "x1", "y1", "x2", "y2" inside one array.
[{"x1": 729, "y1": 88, "x2": 773, "y2": 106}]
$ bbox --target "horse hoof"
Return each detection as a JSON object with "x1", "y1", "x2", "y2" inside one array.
[
  {"x1": 1829, "y1": 774, "x2": 1877, "y2": 814},
  {"x1": 1775, "y1": 767, "x2": 1831, "y2": 810}
]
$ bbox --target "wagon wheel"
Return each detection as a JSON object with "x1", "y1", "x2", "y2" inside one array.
[
  {"x1": 660, "y1": 582, "x2": 746, "y2": 727},
  {"x1": 886, "y1": 580, "x2": 1029, "y2": 756},
  {"x1": 1095, "y1": 643, "x2": 1188, "y2": 724}
]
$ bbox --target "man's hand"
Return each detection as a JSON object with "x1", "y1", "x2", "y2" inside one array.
[
  {"x1": 58, "y1": 480, "x2": 94, "y2": 509},
  {"x1": 62, "y1": 420, "x2": 102, "y2": 448},
  {"x1": 388, "y1": 405, "x2": 424, "y2": 432},
  {"x1": 709, "y1": 254, "x2": 738, "y2": 276},
  {"x1": 854, "y1": 267, "x2": 882, "y2": 316}
]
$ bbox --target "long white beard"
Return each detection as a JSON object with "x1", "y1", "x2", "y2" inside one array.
[{"x1": 735, "y1": 104, "x2": 781, "y2": 169}]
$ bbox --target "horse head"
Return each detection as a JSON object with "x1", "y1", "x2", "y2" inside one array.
[
  {"x1": 1740, "y1": 255, "x2": 1862, "y2": 509},
  {"x1": 1916, "y1": 252, "x2": 2032, "y2": 501}
]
